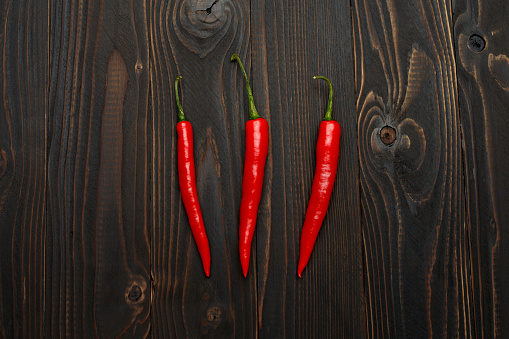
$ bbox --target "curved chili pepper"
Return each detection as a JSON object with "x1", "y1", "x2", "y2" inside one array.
[
  {"x1": 231, "y1": 54, "x2": 269, "y2": 277},
  {"x1": 175, "y1": 76, "x2": 211, "y2": 277},
  {"x1": 297, "y1": 76, "x2": 341, "y2": 278}
]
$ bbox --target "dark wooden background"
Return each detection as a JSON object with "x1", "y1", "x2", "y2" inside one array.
[{"x1": 0, "y1": 0, "x2": 508, "y2": 337}]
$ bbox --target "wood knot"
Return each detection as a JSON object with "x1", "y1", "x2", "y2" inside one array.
[
  {"x1": 126, "y1": 279, "x2": 147, "y2": 304},
  {"x1": 206, "y1": 306, "x2": 222, "y2": 323},
  {"x1": 173, "y1": 0, "x2": 238, "y2": 57},
  {"x1": 0, "y1": 150, "x2": 6, "y2": 178},
  {"x1": 380, "y1": 126, "x2": 396, "y2": 146},
  {"x1": 127, "y1": 285, "x2": 142, "y2": 302},
  {"x1": 468, "y1": 34, "x2": 486, "y2": 53},
  {"x1": 200, "y1": 306, "x2": 223, "y2": 334}
]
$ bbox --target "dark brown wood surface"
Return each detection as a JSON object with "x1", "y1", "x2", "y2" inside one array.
[
  {"x1": 353, "y1": 0, "x2": 471, "y2": 337},
  {"x1": 0, "y1": 0, "x2": 508, "y2": 338},
  {"x1": 0, "y1": 1, "x2": 49, "y2": 337},
  {"x1": 148, "y1": 0, "x2": 257, "y2": 337},
  {"x1": 46, "y1": 0, "x2": 151, "y2": 337},
  {"x1": 454, "y1": 0, "x2": 509, "y2": 337},
  {"x1": 250, "y1": 0, "x2": 365, "y2": 338}
]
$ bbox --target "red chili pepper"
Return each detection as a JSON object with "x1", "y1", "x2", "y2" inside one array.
[
  {"x1": 175, "y1": 76, "x2": 211, "y2": 277},
  {"x1": 297, "y1": 76, "x2": 341, "y2": 278},
  {"x1": 231, "y1": 54, "x2": 269, "y2": 277}
]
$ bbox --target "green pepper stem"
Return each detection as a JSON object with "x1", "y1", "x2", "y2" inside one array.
[
  {"x1": 175, "y1": 76, "x2": 187, "y2": 122},
  {"x1": 313, "y1": 76, "x2": 333, "y2": 121},
  {"x1": 231, "y1": 54, "x2": 260, "y2": 120}
]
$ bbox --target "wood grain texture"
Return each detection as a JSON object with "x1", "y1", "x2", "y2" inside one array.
[
  {"x1": 0, "y1": 0, "x2": 49, "y2": 337},
  {"x1": 454, "y1": 0, "x2": 509, "y2": 337},
  {"x1": 148, "y1": 0, "x2": 257, "y2": 337},
  {"x1": 3, "y1": 0, "x2": 509, "y2": 337},
  {"x1": 45, "y1": 0, "x2": 150, "y2": 336},
  {"x1": 353, "y1": 0, "x2": 473, "y2": 337},
  {"x1": 251, "y1": 0, "x2": 366, "y2": 338}
]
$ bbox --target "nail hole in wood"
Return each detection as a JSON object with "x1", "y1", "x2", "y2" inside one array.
[
  {"x1": 380, "y1": 126, "x2": 396, "y2": 146},
  {"x1": 468, "y1": 34, "x2": 486, "y2": 53}
]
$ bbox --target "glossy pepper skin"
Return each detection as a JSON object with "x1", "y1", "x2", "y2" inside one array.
[
  {"x1": 239, "y1": 118, "x2": 269, "y2": 277},
  {"x1": 298, "y1": 76, "x2": 341, "y2": 278},
  {"x1": 175, "y1": 76, "x2": 211, "y2": 277},
  {"x1": 231, "y1": 54, "x2": 269, "y2": 277}
]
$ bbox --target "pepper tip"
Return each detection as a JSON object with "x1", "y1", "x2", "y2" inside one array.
[
  {"x1": 176, "y1": 75, "x2": 182, "y2": 81},
  {"x1": 297, "y1": 261, "x2": 305, "y2": 278},
  {"x1": 231, "y1": 54, "x2": 239, "y2": 62},
  {"x1": 241, "y1": 263, "x2": 249, "y2": 277}
]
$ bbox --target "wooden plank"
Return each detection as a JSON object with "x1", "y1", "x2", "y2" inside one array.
[
  {"x1": 0, "y1": 1, "x2": 49, "y2": 337},
  {"x1": 147, "y1": 0, "x2": 257, "y2": 337},
  {"x1": 454, "y1": 1, "x2": 509, "y2": 337},
  {"x1": 353, "y1": 0, "x2": 473, "y2": 337},
  {"x1": 45, "y1": 0, "x2": 150, "y2": 336},
  {"x1": 251, "y1": 1, "x2": 365, "y2": 338}
]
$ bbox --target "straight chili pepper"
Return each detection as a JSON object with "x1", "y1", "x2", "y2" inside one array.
[
  {"x1": 231, "y1": 54, "x2": 269, "y2": 277},
  {"x1": 297, "y1": 76, "x2": 341, "y2": 278},
  {"x1": 175, "y1": 76, "x2": 211, "y2": 277}
]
